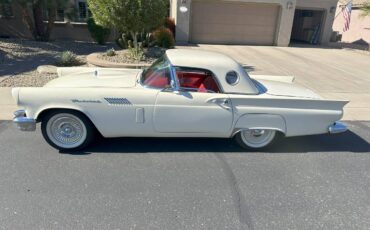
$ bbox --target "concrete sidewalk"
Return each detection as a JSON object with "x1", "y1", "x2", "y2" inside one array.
[{"x1": 0, "y1": 88, "x2": 17, "y2": 120}]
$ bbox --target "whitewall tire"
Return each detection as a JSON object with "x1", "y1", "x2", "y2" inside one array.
[
  {"x1": 41, "y1": 110, "x2": 95, "y2": 151},
  {"x1": 235, "y1": 129, "x2": 279, "y2": 150}
]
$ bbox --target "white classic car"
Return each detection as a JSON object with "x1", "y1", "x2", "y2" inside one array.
[{"x1": 12, "y1": 49, "x2": 348, "y2": 151}]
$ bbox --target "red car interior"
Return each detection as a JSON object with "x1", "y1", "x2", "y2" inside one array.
[
  {"x1": 143, "y1": 69, "x2": 170, "y2": 88},
  {"x1": 177, "y1": 70, "x2": 220, "y2": 93},
  {"x1": 143, "y1": 68, "x2": 220, "y2": 93}
]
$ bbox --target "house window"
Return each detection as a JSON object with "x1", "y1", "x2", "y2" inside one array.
[
  {"x1": 78, "y1": 1, "x2": 91, "y2": 21},
  {"x1": 0, "y1": 2, "x2": 13, "y2": 18},
  {"x1": 56, "y1": 8, "x2": 64, "y2": 21}
]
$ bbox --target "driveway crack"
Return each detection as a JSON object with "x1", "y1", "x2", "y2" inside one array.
[{"x1": 213, "y1": 153, "x2": 254, "y2": 230}]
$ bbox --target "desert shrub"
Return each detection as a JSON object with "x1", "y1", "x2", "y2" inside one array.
[
  {"x1": 55, "y1": 51, "x2": 81, "y2": 66},
  {"x1": 106, "y1": 48, "x2": 116, "y2": 56},
  {"x1": 153, "y1": 27, "x2": 175, "y2": 49},
  {"x1": 87, "y1": 18, "x2": 111, "y2": 45},
  {"x1": 128, "y1": 46, "x2": 144, "y2": 61},
  {"x1": 164, "y1": 17, "x2": 176, "y2": 37},
  {"x1": 116, "y1": 32, "x2": 154, "y2": 49}
]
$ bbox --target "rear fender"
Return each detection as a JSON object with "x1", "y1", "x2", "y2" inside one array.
[{"x1": 233, "y1": 114, "x2": 286, "y2": 136}]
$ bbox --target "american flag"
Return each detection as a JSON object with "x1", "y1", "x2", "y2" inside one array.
[{"x1": 342, "y1": 0, "x2": 352, "y2": 32}]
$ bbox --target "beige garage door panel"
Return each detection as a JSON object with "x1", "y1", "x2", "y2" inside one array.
[{"x1": 191, "y1": 1, "x2": 280, "y2": 45}]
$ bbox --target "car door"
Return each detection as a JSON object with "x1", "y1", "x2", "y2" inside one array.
[{"x1": 153, "y1": 67, "x2": 233, "y2": 135}]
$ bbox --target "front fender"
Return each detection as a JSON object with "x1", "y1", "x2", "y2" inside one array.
[
  {"x1": 233, "y1": 114, "x2": 287, "y2": 136},
  {"x1": 33, "y1": 104, "x2": 92, "y2": 122}
]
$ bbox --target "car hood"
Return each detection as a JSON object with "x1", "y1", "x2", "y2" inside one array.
[
  {"x1": 45, "y1": 68, "x2": 141, "y2": 88},
  {"x1": 257, "y1": 79, "x2": 322, "y2": 99}
]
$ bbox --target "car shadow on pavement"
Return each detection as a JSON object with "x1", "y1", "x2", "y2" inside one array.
[{"x1": 68, "y1": 130, "x2": 370, "y2": 155}]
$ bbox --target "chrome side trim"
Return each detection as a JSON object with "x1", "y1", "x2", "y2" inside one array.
[
  {"x1": 13, "y1": 110, "x2": 36, "y2": 132},
  {"x1": 328, "y1": 122, "x2": 347, "y2": 134},
  {"x1": 105, "y1": 98, "x2": 133, "y2": 106},
  {"x1": 231, "y1": 128, "x2": 285, "y2": 137}
]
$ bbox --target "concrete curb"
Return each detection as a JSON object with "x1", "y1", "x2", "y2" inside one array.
[
  {"x1": 86, "y1": 53, "x2": 151, "y2": 69},
  {"x1": 37, "y1": 65, "x2": 58, "y2": 74},
  {"x1": 0, "y1": 87, "x2": 16, "y2": 121}
]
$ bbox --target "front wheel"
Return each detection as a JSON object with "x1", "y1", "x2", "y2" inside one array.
[
  {"x1": 41, "y1": 110, "x2": 95, "y2": 151},
  {"x1": 235, "y1": 129, "x2": 280, "y2": 150}
]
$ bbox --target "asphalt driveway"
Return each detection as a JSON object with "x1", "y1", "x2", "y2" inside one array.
[
  {"x1": 180, "y1": 45, "x2": 370, "y2": 121},
  {"x1": 0, "y1": 121, "x2": 370, "y2": 229}
]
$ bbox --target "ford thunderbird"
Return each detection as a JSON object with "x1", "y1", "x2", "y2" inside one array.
[{"x1": 12, "y1": 49, "x2": 348, "y2": 151}]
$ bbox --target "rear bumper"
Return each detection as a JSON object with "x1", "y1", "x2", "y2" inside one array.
[
  {"x1": 328, "y1": 121, "x2": 347, "y2": 134},
  {"x1": 13, "y1": 110, "x2": 36, "y2": 132}
]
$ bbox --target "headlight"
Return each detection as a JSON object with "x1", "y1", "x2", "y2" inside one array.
[{"x1": 11, "y1": 87, "x2": 20, "y2": 105}]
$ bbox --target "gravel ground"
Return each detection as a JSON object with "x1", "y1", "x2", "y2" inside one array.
[
  {"x1": 0, "y1": 71, "x2": 58, "y2": 87},
  {"x1": 0, "y1": 38, "x2": 115, "y2": 87},
  {"x1": 98, "y1": 47, "x2": 166, "y2": 64}
]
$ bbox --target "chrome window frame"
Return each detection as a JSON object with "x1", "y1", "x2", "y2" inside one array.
[
  {"x1": 171, "y1": 66, "x2": 224, "y2": 94},
  {"x1": 140, "y1": 55, "x2": 173, "y2": 90}
]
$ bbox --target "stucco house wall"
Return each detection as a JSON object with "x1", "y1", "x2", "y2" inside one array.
[
  {"x1": 0, "y1": 0, "x2": 116, "y2": 42},
  {"x1": 333, "y1": 1, "x2": 370, "y2": 44},
  {"x1": 171, "y1": 0, "x2": 339, "y2": 46}
]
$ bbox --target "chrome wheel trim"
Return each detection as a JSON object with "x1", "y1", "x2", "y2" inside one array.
[
  {"x1": 240, "y1": 129, "x2": 276, "y2": 149},
  {"x1": 46, "y1": 113, "x2": 87, "y2": 149}
]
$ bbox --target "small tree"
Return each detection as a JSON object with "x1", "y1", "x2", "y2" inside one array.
[
  {"x1": 0, "y1": 0, "x2": 71, "y2": 41},
  {"x1": 360, "y1": 2, "x2": 370, "y2": 17},
  {"x1": 87, "y1": 0, "x2": 167, "y2": 49},
  {"x1": 87, "y1": 17, "x2": 111, "y2": 45}
]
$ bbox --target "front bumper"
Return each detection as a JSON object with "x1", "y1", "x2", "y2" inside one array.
[
  {"x1": 328, "y1": 121, "x2": 347, "y2": 134},
  {"x1": 13, "y1": 110, "x2": 36, "y2": 132}
]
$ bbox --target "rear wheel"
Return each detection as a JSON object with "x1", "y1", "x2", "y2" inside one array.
[
  {"x1": 235, "y1": 129, "x2": 279, "y2": 150},
  {"x1": 41, "y1": 110, "x2": 95, "y2": 151}
]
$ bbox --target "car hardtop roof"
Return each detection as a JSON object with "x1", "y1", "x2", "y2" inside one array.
[
  {"x1": 165, "y1": 49, "x2": 259, "y2": 95},
  {"x1": 165, "y1": 49, "x2": 239, "y2": 69}
]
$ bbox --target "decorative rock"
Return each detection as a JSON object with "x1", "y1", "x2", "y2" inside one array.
[{"x1": 37, "y1": 65, "x2": 58, "y2": 74}]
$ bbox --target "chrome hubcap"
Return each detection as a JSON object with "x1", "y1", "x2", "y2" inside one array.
[
  {"x1": 241, "y1": 129, "x2": 275, "y2": 148},
  {"x1": 46, "y1": 114, "x2": 87, "y2": 149}
]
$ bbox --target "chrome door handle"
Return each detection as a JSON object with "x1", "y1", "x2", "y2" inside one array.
[{"x1": 208, "y1": 98, "x2": 231, "y2": 110}]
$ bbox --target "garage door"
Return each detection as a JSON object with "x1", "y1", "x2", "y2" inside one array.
[{"x1": 191, "y1": 1, "x2": 280, "y2": 45}]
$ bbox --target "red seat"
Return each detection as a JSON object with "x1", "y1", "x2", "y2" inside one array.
[
  {"x1": 202, "y1": 76, "x2": 220, "y2": 93},
  {"x1": 176, "y1": 69, "x2": 220, "y2": 93},
  {"x1": 198, "y1": 83, "x2": 207, "y2": 92}
]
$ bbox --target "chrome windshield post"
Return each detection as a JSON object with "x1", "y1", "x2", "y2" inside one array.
[{"x1": 169, "y1": 64, "x2": 180, "y2": 92}]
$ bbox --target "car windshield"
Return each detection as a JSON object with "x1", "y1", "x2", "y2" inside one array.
[{"x1": 141, "y1": 56, "x2": 172, "y2": 88}]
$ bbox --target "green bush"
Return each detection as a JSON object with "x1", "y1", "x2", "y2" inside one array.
[
  {"x1": 56, "y1": 51, "x2": 81, "y2": 66},
  {"x1": 87, "y1": 18, "x2": 111, "y2": 45},
  {"x1": 106, "y1": 48, "x2": 116, "y2": 56},
  {"x1": 164, "y1": 17, "x2": 176, "y2": 37},
  {"x1": 153, "y1": 27, "x2": 175, "y2": 49}
]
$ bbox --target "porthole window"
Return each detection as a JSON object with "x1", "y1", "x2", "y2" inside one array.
[{"x1": 225, "y1": 71, "x2": 239, "y2": 85}]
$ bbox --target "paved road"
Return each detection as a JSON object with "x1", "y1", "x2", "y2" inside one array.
[{"x1": 0, "y1": 121, "x2": 369, "y2": 230}]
